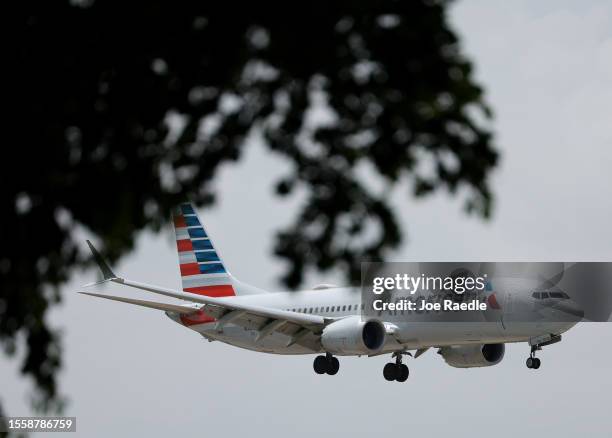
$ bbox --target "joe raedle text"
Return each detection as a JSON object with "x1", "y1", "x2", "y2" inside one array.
[{"x1": 372, "y1": 298, "x2": 488, "y2": 312}]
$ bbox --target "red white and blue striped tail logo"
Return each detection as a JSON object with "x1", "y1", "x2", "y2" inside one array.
[{"x1": 172, "y1": 203, "x2": 236, "y2": 297}]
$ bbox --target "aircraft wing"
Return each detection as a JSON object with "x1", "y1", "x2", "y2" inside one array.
[
  {"x1": 86, "y1": 277, "x2": 326, "y2": 327},
  {"x1": 81, "y1": 240, "x2": 329, "y2": 349},
  {"x1": 79, "y1": 292, "x2": 201, "y2": 313},
  {"x1": 80, "y1": 283, "x2": 326, "y2": 349}
]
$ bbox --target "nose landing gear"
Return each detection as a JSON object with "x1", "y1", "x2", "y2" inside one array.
[
  {"x1": 525, "y1": 334, "x2": 563, "y2": 369},
  {"x1": 383, "y1": 351, "x2": 410, "y2": 382},
  {"x1": 313, "y1": 353, "x2": 340, "y2": 375},
  {"x1": 526, "y1": 345, "x2": 541, "y2": 369}
]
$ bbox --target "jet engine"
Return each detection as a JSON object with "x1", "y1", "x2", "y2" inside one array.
[
  {"x1": 321, "y1": 316, "x2": 386, "y2": 355},
  {"x1": 439, "y1": 343, "x2": 505, "y2": 368}
]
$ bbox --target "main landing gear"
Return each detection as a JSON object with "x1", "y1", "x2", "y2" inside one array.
[
  {"x1": 313, "y1": 353, "x2": 340, "y2": 375},
  {"x1": 526, "y1": 345, "x2": 541, "y2": 370},
  {"x1": 383, "y1": 352, "x2": 409, "y2": 383}
]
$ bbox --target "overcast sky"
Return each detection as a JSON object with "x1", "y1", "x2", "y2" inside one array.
[{"x1": 2, "y1": 1, "x2": 612, "y2": 436}]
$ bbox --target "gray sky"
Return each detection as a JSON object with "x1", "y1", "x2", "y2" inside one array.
[{"x1": 2, "y1": 1, "x2": 612, "y2": 436}]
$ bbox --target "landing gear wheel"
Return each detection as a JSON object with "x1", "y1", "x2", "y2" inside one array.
[
  {"x1": 526, "y1": 356, "x2": 541, "y2": 370},
  {"x1": 396, "y1": 364, "x2": 409, "y2": 382},
  {"x1": 526, "y1": 345, "x2": 542, "y2": 370},
  {"x1": 327, "y1": 357, "x2": 340, "y2": 375},
  {"x1": 313, "y1": 355, "x2": 327, "y2": 374},
  {"x1": 383, "y1": 363, "x2": 398, "y2": 381}
]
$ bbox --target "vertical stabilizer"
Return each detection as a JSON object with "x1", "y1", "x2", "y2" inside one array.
[{"x1": 172, "y1": 203, "x2": 237, "y2": 297}]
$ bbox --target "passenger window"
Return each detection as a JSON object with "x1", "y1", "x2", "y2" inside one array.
[
  {"x1": 532, "y1": 292, "x2": 540, "y2": 299},
  {"x1": 342, "y1": 305, "x2": 346, "y2": 311},
  {"x1": 541, "y1": 292, "x2": 549, "y2": 299},
  {"x1": 326, "y1": 306, "x2": 330, "y2": 312},
  {"x1": 550, "y1": 292, "x2": 563, "y2": 299}
]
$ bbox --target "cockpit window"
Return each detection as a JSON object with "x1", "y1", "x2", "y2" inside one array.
[
  {"x1": 533, "y1": 291, "x2": 570, "y2": 300},
  {"x1": 550, "y1": 292, "x2": 570, "y2": 299}
]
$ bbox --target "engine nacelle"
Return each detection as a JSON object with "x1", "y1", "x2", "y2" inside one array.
[
  {"x1": 439, "y1": 343, "x2": 505, "y2": 368},
  {"x1": 321, "y1": 316, "x2": 386, "y2": 355}
]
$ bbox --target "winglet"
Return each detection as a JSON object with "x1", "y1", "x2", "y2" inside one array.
[{"x1": 86, "y1": 240, "x2": 118, "y2": 282}]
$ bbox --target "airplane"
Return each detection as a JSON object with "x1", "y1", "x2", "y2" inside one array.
[{"x1": 81, "y1": 203, "x2": 585, "y2": 382}]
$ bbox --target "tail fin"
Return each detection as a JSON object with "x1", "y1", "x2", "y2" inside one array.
[{"x1": 172, "y1": 203, "x2": 263, "y2": 297}]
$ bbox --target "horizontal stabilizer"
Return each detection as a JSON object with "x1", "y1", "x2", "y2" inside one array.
[{"x1": 79, "y1": 292, "x2": 200, "y2": 314}]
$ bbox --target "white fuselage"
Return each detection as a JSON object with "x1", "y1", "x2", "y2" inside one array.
[{"x1": 172, "y1": 286, "x2": 578, "y2": 355}]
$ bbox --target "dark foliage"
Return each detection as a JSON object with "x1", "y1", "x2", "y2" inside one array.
[{"x1": 4, "y1": 0, "x2": 497, "y2": 414}]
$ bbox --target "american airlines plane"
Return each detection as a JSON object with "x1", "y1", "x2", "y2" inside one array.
[{"x1": 81, "y1": 203, "x2": 584, "y2": 382}]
